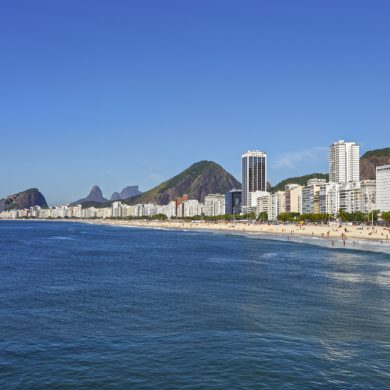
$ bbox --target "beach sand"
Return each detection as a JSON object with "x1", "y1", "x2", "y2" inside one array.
[{"x1": 84, "y1": 219, "x2": 390, "y2": 254}]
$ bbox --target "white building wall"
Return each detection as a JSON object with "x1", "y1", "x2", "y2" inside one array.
[
  {"x1": 376, "y1": 165, "x2": 390, "y2": 212},
  {"x1": 329, "y1": 140, "x2": 360, "y2": 183}
]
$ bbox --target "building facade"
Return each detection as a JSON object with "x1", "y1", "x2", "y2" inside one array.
[
  {"x1": 376, "y1": 165, "x2": 390, "y2": 212},
  {"x1": 241, "y1": 151, "x2": 267, "y2": 213},
  {"x1": 329, "y1": 140, "x2": 360, "y2": 183},
  {"x1": 285, "y1": 184, "x2": 302, "y2": 214},
  {"x1": 339, "y1": 182, "x2": 361, "y2": 213},
  {"x1": 360, "y1": 180, "x2": 376, "y2": 213},
  {"x1": 302, "y1": 179, "x2": 326, "y2": 214},
  {"x1": 203, "y1": 194, "x2": 226, "y2": 216},
  {"x1": 319, "y1": 182, "x2": 340, "y2": 215},
  {"x1": 225, "y1": 189, "x2": 242, "y2": 215}
]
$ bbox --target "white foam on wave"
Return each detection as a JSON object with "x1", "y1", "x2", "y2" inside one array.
[{"x1": 48, "y1": 236, "x2": 77, "y2": 241}]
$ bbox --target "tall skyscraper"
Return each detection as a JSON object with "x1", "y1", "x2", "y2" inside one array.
[
  {"x1": 329, "y1": 140, "x2": 360, "y2": 183},
  {"x1": 241, "y1": 150, "x2": 267, "y2": 212}
]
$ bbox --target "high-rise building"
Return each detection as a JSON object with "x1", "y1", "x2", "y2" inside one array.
[
  {"x1": 204, "y1": 194, "x2": 226, "y2": 216},
  {"x1": 302, "y1": 179, "x2": 326, "y2": 214},
  {"x1": 225, "y1": 189, "x2": 242, "y2": 215},
  {"x1": 285, "y1": 184, "x2": 302, "y2": 214},
  {"x1": 360, "y1": 180, "x2": 376, "y2": 213},
  {"x1": 241, "y1": 150, "x2": 267, "y2": 212},
  {"x1": 329, "y1": 140, "x2": 360, "y2": 183},
  {"x1": 268, "y1": 191, "x2": 286, "y2": 220},
  {"x1": 256, "y1": 193, "x2": 271, "y2": 217},
  {"x1": 339, "y1": 182, "x2": 361, "y2": 213},
  {"x1": 319, "y1": 182, "x2": 340, "y2": 215},
  {"x1": 376, "y1": 165, "x2": 390, "y2": 212}
]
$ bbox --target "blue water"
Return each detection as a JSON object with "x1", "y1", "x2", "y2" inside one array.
[{"x1": 1, "y1": 221, "x2": 390, "y2": 388}]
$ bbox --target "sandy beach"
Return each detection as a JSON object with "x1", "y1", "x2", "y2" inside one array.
[{"x1": 83, "y1": 219, "x2": 390, "y2": 253}]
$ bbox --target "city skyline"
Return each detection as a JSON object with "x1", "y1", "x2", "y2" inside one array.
[
  {"x1": 2, "y1": 137, "x2": 388, "y2": 217},
  {"x1": 1, "y1": 1, "x2": 390, "y2": 204},
  {"x1": 0, "y1": 140, "x2": 384, "y2": 206}
]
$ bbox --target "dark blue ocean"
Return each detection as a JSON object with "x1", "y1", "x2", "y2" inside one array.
[{"x1": 1, "y1": 221, "x2": 390, "y2": 388}]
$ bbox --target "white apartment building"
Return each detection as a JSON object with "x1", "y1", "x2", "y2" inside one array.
[
  {"x1": 360, "y1": 180, "x2": 376, "y2": 213},
  {"x1": 204, "y1": 194, "x2": 226, "y2": 216},
  {"x1": 376, "y1": 165, "x2": 390, "y2": 212},
  {"x1": 319, "y1": 182, "x2": 340, "y2": 215},
  {"x1": 339, "y1": 181, "x2": 361, "y2": 213},
  {"x1": 329, "y1": 140, "x2": 360, "y2": 183},
  {"x1": 183, "y1": 200, "x2": 202, "y2": 217},
  {"x1": 302, "y1": 179, "x2": 326, "y2": 214},
  {"x1": 249, "y1": 190, "x2": 270, "y2": 212},
  {"x1": 241, "y1": 150, "x2": 267, "y2": 213},
  {"x1": 256, "y1": 193, "x2": 270, "y2": 217},
  {"x1": 285, "y1": 184, "x2": 302, "y2": 214},
  {"x1": 112, "y1": 201, "x2": 123, "y2": 218},
  {"x1": 268, "y1": 191, "x2": 285, "y2": 220}
]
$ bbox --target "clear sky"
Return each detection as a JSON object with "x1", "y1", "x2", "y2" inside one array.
[{"x1": 1, "y1": 0, "x2": 389, "y2": 205}]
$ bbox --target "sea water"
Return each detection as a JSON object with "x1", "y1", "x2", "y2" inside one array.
[{"x1": 1, "y1": 221, "x2": 390, "y2": 388}]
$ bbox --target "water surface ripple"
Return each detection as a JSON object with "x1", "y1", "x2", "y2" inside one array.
[{"x1": 0, "y1": 221, "x2": 389, "y2": 388}]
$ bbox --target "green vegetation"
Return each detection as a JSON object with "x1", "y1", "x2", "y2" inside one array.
[
  {"x1": 337, "y1": 210, "x2": 379, "y2": 223},
  {"x1": 361, "y1": 148, "x2": 390, "y2": 159},
  {"x1": 381, "y1": 211, "x2": 390, "y2": 223},
  {"x1": 257, "y1": 212, "x2": 268, "y2": 221},
  {"x1": 122, "y1": 160, "x2": 240, "y2": 205},
  {"x1": 277, "y1": 213, "x2": 331, "y2": 223},
  {"x1": 271, "y1": 173, "x2": 329, "y2": 192},
  {"x1": 151, "y1": 213, "x2": 168, "y2": 220}
]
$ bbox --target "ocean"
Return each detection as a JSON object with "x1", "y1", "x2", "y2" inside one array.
[{"x1": 1, "y1": 221, "x2": 390, "y2": 388}]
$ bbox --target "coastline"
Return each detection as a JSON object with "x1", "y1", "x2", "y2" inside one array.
[
  {"x1": 83, "y1": 219, "x2": 390, "y2": 254},
  {"x1": 2, "y1": 218, "x2": 390, "y2": 254}
]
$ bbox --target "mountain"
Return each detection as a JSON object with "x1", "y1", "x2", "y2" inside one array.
[
  {"x1": 110, "y1": 186, "x2": 142, "y2": 201},
  {"x1": 360, "y1": 148, "x2": 390, "y2": 180},
  {"x1": 123, "y1": 161, "x2": 240, "y2": 205},
  {"x1": 71, "y1": 185, "x2": 109, "y2": 206},
  {"x1": 0, "y1": 188, "x2": 48, "y2": 212},
  {"x1": 272, "y1": 173, "x2": 329, "y2": 192},
  {"x1": 110, "y1": 192, "x2": 121, "y2": 201}
]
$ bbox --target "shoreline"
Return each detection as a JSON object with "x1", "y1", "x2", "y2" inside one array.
[
  {"x1": 84, "y1": 219, "x2": 390, "y2": 254},
  {"x1": 2, "y1": 218, "x2": 390, "y2": 254}
]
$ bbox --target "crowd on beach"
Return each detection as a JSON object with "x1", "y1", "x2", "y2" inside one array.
[{"x1": 90, "y1": 218, "x2": 390, "y2": 247}]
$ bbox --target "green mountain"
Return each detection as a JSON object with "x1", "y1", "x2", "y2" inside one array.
[
  {"x1": 123, "y1": 161, "x2": 240, "y2": 205},
  {"x1": 271, "y1": 173, "x2": 329, "y2": 192},
  {"x1": 0, "y1": 188, "x2": 48, "y2": 212},
  {"x1": 360, "y1": 148, "x2": 390, "y2": 180}
]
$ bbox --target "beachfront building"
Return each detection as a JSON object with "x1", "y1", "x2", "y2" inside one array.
[
  {"x1": 339, "y1": 181, "x2": 361, "y2": 213},
  {"x1": 285, "y1": 184, "x2": 302, "y2": 214},
  {"x1": 203, "y1": 194, "x2": 225, "y2": 216},
  {"x1": 112, "y1": 201, "x2": 123, "y2": 218},
  {"x1": 329, "y1": 140, "x2": 360, "y2": 183},
  {"x1": 268, "y1": 191, "x2": 285, "y2": 221},
  {"x1": 182, "y1": 199, "x2": 203, "y2": 217},
  {"x1": 249, "y1": 190, "x2": 269, "y2": 213},
  {"x1": 241, "y1": 150, "x2": 267, "y2": 213},
  {"x1": 256, "y1": 193, "x2": 270, "y2": 217},
  {"x1": 360, "y1": 180, "x2": 376, "y2": 213},
  {"x1": 319, "y1": 182, "x2": 340, "y2": 215},
  {"x1": 225, "y1": 189, "x2": 242, "y2": 215},
  {"x1": 153, "y1": 202, "x2": 176, "y2": 218},
  {"x1": 175, "y1": 195, "x2": 189, "y2": 216},
  {"x1": 376, "y1": 165, "x2": 390, "y2": 212},
  {"x1": 302, "y1": 178, "x2": 326, "y2": 214}
]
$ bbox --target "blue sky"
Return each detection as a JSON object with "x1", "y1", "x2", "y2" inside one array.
[{"x1": 1, "y1": 1, "x2": 389, "y2": 205}]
